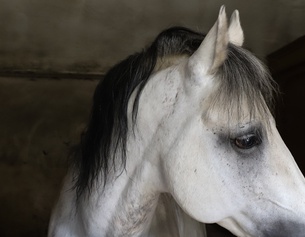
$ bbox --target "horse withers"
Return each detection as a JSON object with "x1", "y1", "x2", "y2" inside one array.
[{"x1": 48, "y1": 6, "x2": 305, "y2": 237}]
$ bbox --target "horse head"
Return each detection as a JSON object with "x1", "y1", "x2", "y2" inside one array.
[{"x1": 145, "y1": 6, "x2": 305, "y2": 236}]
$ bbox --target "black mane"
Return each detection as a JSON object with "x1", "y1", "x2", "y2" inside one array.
[{"x1": 74, "y1": 27, "x2": 205, "y2": 198}]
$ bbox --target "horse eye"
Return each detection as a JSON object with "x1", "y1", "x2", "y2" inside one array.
[{"x1": 233, "y1": 134, "x2": 261, "y2": 149}]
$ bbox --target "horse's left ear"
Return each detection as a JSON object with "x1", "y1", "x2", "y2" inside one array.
[
  {"x1": 228, "y1": 10, "x2": 244, "y2": 46},
  {"x1": 188, "y1": 5, "x2": 228, "y2": 82},
  {"x1": 187, "y1": 7, "x2": 245, "y2": 86}
]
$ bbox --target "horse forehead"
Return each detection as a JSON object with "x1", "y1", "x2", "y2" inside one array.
[
  {"x1": 154, "y1": 55, "x2": 189, "y2": 72},
  {"x1": 202, "y1": 100, "x2": 254, "y2": 127}
]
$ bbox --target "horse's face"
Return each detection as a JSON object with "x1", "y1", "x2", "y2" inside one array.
[
  {"x1": 154, "y1": 7, "x2": 305, "y2": 237},
  {"x1": 163, "y1": 108, "x2": 305, "y2": 236}
]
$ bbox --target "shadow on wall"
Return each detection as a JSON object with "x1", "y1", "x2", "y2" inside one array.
[
  {"x1": 0, "y1": 77, "x2": 98, "y2": 236},
  {"x1": 268, "y1": 35, "x2": 305, "y2": 174}
]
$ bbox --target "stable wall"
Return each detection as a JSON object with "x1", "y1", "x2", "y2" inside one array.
[
  {"x1": 0, "y1": 77, "x2": 98, "y2": 236},
  {"x1": 1, "y1": 0, "x2": 304, "y2": 74}
]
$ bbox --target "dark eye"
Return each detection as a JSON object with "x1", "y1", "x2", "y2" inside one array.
[{"x1": 233, "y1": 134, "x2": 261, "y2": 149}]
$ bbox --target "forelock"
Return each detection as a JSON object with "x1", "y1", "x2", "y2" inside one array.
[{"x1": 206, "y1": 43, "x2": 278, "y2": 125}]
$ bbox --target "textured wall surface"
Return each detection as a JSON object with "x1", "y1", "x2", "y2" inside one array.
[
  {"x1": 0, "y1": 0, "x2": 304, "y2": 73},
  {"x1": 0, "y1": 77, "x2": 98, "y2": 236}
]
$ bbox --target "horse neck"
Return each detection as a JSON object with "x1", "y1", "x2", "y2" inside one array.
[
  {"x1": 90, "y1": 146, "x2": 207, "y2": 237},
  {"x1": 80, "y1": 63, "x2": 207, "y2": 236},
  {"x1": 150, "y1": 194, "x2": 207, "y2": 237},
  {"x1": 78, "y1": 137, "x2": 162, "y2": 236}
]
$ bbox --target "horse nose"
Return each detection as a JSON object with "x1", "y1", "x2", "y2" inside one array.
[{"x1": 262, "y1": 220, "x2": 305, "y2": 237}]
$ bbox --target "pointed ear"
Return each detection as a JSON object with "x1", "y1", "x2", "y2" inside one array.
[
  {"x1": 188, "y1": 5, "x2": 228, "y2": 81},
  {"x1": 228, "y1": 10, "x2": 244, "y2": 46}
]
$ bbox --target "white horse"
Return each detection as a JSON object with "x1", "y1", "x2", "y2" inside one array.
[{"x1": 48, "y1": 6, "x2": 305, "y2": 237}]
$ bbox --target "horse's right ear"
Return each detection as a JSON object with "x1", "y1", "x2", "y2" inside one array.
[
  {"x1": 228, "y1": 10, "x2": 244, "y2": 46},
  {"x1": 187, "y1": 6, "x2": 229, "y2": 85}
]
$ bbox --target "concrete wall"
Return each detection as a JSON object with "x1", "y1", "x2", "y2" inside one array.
[
  {"x1": 0, "y1": 0, "x2": 304, "y2": 73},
  {"x1": 0, "y1": 77, "x2": 98, "y2": 236}
]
